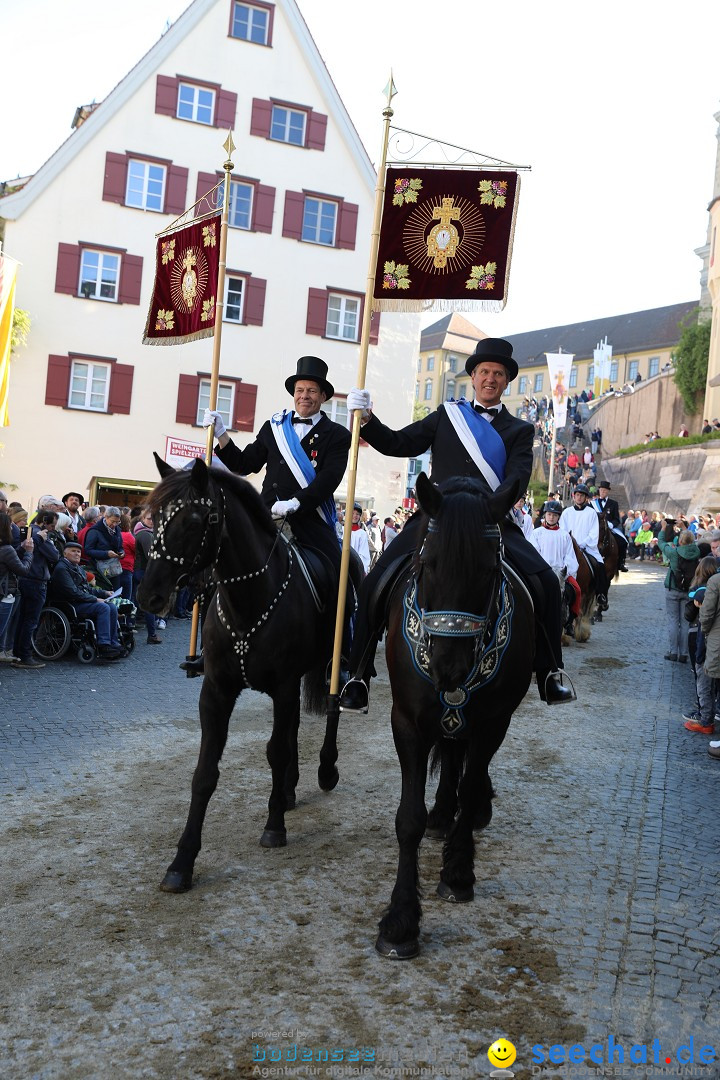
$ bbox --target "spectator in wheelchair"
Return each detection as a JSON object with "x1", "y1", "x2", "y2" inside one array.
[{"x1": 49, "y1": 541, "x2": 126, "y2": 660}]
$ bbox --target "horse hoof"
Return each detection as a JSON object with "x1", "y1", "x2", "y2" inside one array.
[
  {"x1": 375, "y1": 934, "x2": 419, "y2": 959},
  {"x1": 159, "y1": 870, "x2": 193, "y2": 893},
  {"x1": 260, "y1": 829, "x2": 287, "y2": 848},
  {"x1": 425, "y1": 825, "x2": 450, "y2": 841},
  {"x1": 436, "y1": 880, "x2": 474, "y2": 903},
  {"x1": 317, "y1": 765, "x2": 339, "y2": 792}
]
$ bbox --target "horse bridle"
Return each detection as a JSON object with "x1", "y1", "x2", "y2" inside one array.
[
  {"x1": 417, "y1": 519, "x2": 504, "y2": 647},
  {"x1": 148, "y1": 489, "x2": 225, "y2": 585}
]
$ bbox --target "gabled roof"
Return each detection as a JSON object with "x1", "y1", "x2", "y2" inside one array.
[
  {"x1": 420, "y1": 313, "x2": 486, "y2": 353},
  {"x1": 0, "y1": 0, "x2": 375, "y2": 221},
  {"x1": 507, "y1": 301, "x2": 699, "y2": 369}
]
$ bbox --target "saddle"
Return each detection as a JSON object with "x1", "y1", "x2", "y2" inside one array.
[
  {"x1": 277, "y1": 522, "x2": 362, "y2": 617},
  {"x1": 368, "y1": 551, "x2": 414, "y2": 630}
]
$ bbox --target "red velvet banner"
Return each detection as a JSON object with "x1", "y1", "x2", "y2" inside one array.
[
  {"x1": 142, "y1": 214, "x2": 221, "y2": 346},
  {"x1": 373, "y1": 169, "x2": 519, "y2": 312}
]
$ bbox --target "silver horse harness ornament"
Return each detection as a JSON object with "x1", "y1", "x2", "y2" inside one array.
[{"x1": 402, "y1": 521, "x2": 514, "y2": 738}]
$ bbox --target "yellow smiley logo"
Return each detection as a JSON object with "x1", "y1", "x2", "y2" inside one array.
[{"x1": 488, "y1": 1039, "x2": 517, "y2": 1069}]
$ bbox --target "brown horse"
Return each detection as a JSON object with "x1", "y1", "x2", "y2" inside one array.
[
  {"x1": 562, "y1": 536, "x2": 595, "y2": 643},
  {"x1": 594, "y1": 513, "x2": 620, "y2": 622}
]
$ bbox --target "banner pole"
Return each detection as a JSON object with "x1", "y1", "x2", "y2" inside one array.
[
  {"x1": 186, "y1": 131, "x2": 234, "y2": 672},
  {"x1": 328, "y1": 76, "x2": 396, "y2": 703}
]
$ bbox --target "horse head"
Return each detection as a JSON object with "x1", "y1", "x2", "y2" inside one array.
[
  {"x1": 137, "y1": 454, "x2": 224, "y2": 613},
  {"x1": 413, "y1": 472, "x2": 520, "y2": 694}
]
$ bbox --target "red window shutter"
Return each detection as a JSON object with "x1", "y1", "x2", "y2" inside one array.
[
  {"x1": 306, "y1": 111, "x2": 327, "y2": 151},
  {"x1": 250, "y1": 98, "x2": 272, "y2": 138},
  {"x1": 45, "y1": 355, "x2": 71, "y2": 407},
  {"x1": 176, "y1": 375, "x2": 200, "y2": 424},
  {"x1": 369, "y1": 309, "x2": 381, "y2": 346},
  {"x1": 215, "y1": 89, "x2": 237, "y2": 129},
  {"x1": 117, "y1": 255, "x2": 143, "y2": 305},
  {"x1": 306, "y1": 288, "x2": 328, "y2": 337},
  {"x1": 55, "y1": 244, "x2": 81, "y2": 296},
  {"x1": 108, "y1": 363, "x2": 134, "y2": 414},
  {"x1": 233, "y1": 383, "x2": 258, "y2": 432},
  {"x1": 196, "y1": 171, "x2": 220, "y2": 212},
  {"x1": 244, "y1": 276, "x2": 267, "y2": 326},
  {"x1": 282, "y1": 191, "x2": 305, "y2": 240},
  {"x1": 103, "y1": 152, "x2": 128, "y2": 204},
  {"x1": 155, "y1": 76, "x2": 179, "y2": 117},
  {"x1": 337, "y1": 201, "x2": 359, "y2": 250},
  {"x1": 165, "y1": 165, "x2": 189, "y2": 215},
  {"x1": 253, "y1": 184, "x2": 275, "y2": 233}
]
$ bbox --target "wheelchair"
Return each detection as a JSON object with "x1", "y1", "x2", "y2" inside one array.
[{"x1": 32, "y1": 598, "x2": 136, "y2": 664}]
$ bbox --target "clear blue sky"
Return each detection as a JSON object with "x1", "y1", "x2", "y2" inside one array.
[{"x1": 2, "y1": 0, "x2": 719, "y2": 336}]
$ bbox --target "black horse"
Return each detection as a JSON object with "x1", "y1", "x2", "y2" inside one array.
[
  {"x1": 377, "y1": 472, "x2": 535, "y2": 959},
  {"x1": 138, "y1": 455, "x2": 344, "y2": 892}
]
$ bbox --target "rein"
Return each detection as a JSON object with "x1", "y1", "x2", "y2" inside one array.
[{"x1": 406, "y1": 520, "x2": 512, "y2": 738}]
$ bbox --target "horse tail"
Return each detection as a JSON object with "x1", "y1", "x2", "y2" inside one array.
[{"x1": 302, "y1": 663, "x2": 328, "y2": 716}]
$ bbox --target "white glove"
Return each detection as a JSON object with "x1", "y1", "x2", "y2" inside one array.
[
  {"x1": 202, "y1": 408, "x2": 226, "y2": 438},
  {"x1": 347, "y1": 387, "x2": 372, "y2": 418},
  {"x1": 271, "y1": 498, "x2": 300, "y2": 517}
]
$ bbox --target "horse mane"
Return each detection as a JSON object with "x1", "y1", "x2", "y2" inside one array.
[
  {"x1": 147, "y1": 465, "x2": 276, "y2": 539},
  {"x1": 418, "y1": 476, "x2": 497, "y2": 571}
]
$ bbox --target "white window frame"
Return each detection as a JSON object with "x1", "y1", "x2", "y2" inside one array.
[
  {"x1": 197, "y1": 379, "x2": 234, "y2": 428},
  {"x1": 569, "y1": 366, "x2": 577, "y2": 388},
  {"x1": 270, "y1": 105, "x2": 306, "y2": 146},
  {"x1": 534, "y1": 373, "x2": 543, "y2": 392},
  {"x1": 424, "y1": 379, "x2": 432, "y2": 401},
  {"x1": 177, "y1": 82, "x2": 215, "y2": 125},
  {"x1": 321, "y1": 396, "x2": 349, "y2": 429},
  {"x1": 217, "y1": 180, "x2": 253, "y2": 229},
  {"x1": 302, "y1": 197, "x2": 337, "y2": 246},
  {"x1": 448, "y1": 355, "x2": 457, "y2": 373},
  {"x1": 78, "y1": 249, "x2": 120, "y2": 302},
  {"x1": 457, "y1": 382, "x2": 468, "y2": 399},
  {"x1": 648, "y1": 356, "x2": 660, "y2": 377},
  {"x1": 223, "y1": 275, "x2": 245, "y2": 323},
  {"x1": 232, "y1": 2, "x2": 270, "y2": 44},
  {"x1": 427, "y1": 355, "x2": 435, "y2": 372},
  {"x1": 503, "y1": 385, "x2": 511, "y2": 397},
  {"x1": 326, "y1": 293, "x2": 360, "y2": 342},
  {"x1": 610, "y1": 361, "x2": 619, "y2": 382},
  {"x1": 445, "y1": 379, "x2": 455, "y2": 400},
  {"x1": 69, "y1": 360, "x2": 110, "y2": 412},
  {"x1": 628, "y1": 360, "x2": 639, "y2": 380},
  {"x1": 126, "y1": 159, "x2": 166, "y2": 212},
  {"x1": 586, "y1": 365, "x2": 594, "y2": 384},
  {"x1": 518, "y1": 376, "x2": 528, "y2": 394}
]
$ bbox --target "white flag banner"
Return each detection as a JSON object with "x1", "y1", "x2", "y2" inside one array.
[
  {"x1": 545, "y1": 352, "x2": 573, "y2": 429},
  {"x1": 593, "y1": 339, "x2": 612, "y2": 397}
]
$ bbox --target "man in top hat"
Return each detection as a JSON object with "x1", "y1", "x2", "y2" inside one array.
[
  {"x1": 62, "y1": 492, "x2": 84, "y2": 534},
  {"x1": 203, "y1": 356, "x2": 349, "y2": 573},
  {"x1": 591, "y1": 480, "x2": 628, "y2": 571},
  {"x1": 340, "y1": 337, "x2": 576, "y2": 712}
]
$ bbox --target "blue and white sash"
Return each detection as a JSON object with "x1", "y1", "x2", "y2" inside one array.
[
  {"x1": 444, "y1": 400, "x2": 506, "y2": 490},
  {"x1": 270, "y1": 410, "x2": 337, "y2": 529}
]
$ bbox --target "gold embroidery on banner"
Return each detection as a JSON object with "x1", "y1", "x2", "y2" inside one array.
[
  {"x1": 426, "y1": 197, "x2": 461, "y2": 268},
  {"x1": 170, "y1": 244, "x2": 210, "y2": 314},
  {"x1": 161, "y1": 239, "x2": 175, "y2": 265},
  {"x1": 202, "y1": 222, "x2": 217, "y2": 248},
  {"x1": 201, "y1": 297, "x2": 215, "y2": 322},
  {"x1": 465, "y1": 261, "x2": 497, "y2": 291},
  {"x1": 402, "y1": 196, "x2": 486, "y2": 276},
  {"x1": 155, "y1": 309, "x2": 175, "y2": 331}
]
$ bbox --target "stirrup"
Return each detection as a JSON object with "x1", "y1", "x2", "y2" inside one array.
[
  {"x1": 339, "y1": 676, "x2": 369, "y2": 714},
  {"x1": 544, "y1": 669, "x2": 577, "y2": 704}
]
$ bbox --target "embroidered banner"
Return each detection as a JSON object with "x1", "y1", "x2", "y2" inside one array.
[
  {"x1": 373, "y1": 168, "x2": 519, "y2": 313},
  {"x1": 545, "y1": 352, "x2": 574, "y2": 429},
  {"x1": 142, "y1": 214, "x2": 221, "y2": 346},
  {"x1": 593, "y1": 338, "x2": 612, "y2": 398}
]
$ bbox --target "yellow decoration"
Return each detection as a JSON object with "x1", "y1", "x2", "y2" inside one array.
[
  {"x1": 155, "y1": 309, "x2": 175, "y2": 331},
  {"x1": 201, "y1": 297, "x2": 215, "y2": 322}
]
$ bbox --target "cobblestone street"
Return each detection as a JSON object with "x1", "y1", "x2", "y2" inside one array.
[{"x1": 2, "y1": 564, "x2": 720, "y2": 1079}]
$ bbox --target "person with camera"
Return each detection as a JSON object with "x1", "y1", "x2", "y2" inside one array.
[
  {"x1": 657, "y1": 518, "x2": 702, "y2": 663},
  {"x1": 12, "y1": 510, "x2": 61, "y2": 669},
  {"x1": 0, "y1": 512, "x2": 34, "y2": 662}
]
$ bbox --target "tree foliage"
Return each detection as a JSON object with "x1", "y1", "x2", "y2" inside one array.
[
  {"x1": 412, "y1": 401, "x2": 430, "y2": 422},
  {"x1": 11, "y1": 307, "x2": 30, "y2": 353},
  {"x1": 673, "y1": 314, "x2": 711, "y2": 414}
]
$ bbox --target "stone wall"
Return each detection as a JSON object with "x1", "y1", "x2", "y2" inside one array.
[
  {"x1": 584, "y1": 372, "x2": 701, "y2": 456},
  {"x1": 601, "y1": 442, "x2": 720, "y2": 515}
]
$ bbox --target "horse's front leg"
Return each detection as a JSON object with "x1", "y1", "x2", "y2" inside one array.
[
  {"x1": 160, "y1": 678, "x2": 236, "y2": 892},
  {"x1": 426, "y1": 740, "x2": 462, "y2": 840},
  {"x1": 260, "y1": 684, "x2": 301, "y2": 848},
  {"x1": 438, "y1": 723, "x2": 508, "y2": 903},
  {"x1": 376, "y1": 717, "x2": 433, "y2": 960}
]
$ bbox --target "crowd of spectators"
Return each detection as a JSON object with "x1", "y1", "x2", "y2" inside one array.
[
  {"x1": 336, "y1": 502, "x2": 412, "y2": 574},
  {"x1": 0, "y1": 488, "x2": 184, "y2": 670}
]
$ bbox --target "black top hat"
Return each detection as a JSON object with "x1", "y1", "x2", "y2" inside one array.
[
  {"x1": 597, "y1": 480, "x2": 611, "y2": 489},
  {"x1": 465, "y1": 338, "x2": 518, "y2": 381},
  {"x1": 62, "y1": 491, "x2": 84, "y2": 504},
  {"x1": 284, "y1": 356, "x2": 334, "y2": 400}
]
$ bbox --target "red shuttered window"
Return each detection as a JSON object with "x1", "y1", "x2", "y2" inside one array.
[
  {"x1": 305, "y1": 288, "x2": 381, "y2": 345},
  {"x1": 250, "y1": 97, "x2": 327, "y2": 151},
  {"x1": 195, "y1": 172, "x2": 275, "y2": 234},
  {"x1": 55, "y1": 243, "x2": 143, "y2": 305},
  {"x1": 45, "y1": 355, "x2": 134, "y2": 413},
  {"x1": 176, "y1": 374, "x2": 258, "y2": 432},
  {"x1": 282, "y1": 191, "x2": 358, "y2": 250},
  {"x1": 102, "y1": 151, "x2": 187, "y2": 215}
]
